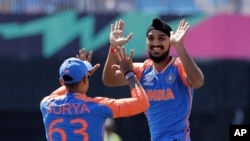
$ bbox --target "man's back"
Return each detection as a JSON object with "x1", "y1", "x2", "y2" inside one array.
[{"x1": 40, "y1": 92, "x2": 114, "y2": 141}]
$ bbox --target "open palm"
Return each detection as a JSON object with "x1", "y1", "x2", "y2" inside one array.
[
  {"x1": 76, "y1": 48, "x2": 100, "y2": 77},
  {"x1": 110, "y1": 19, "x2": 133, "y2": 48},
  {"x1": 170, "y1": 19, "x2": 190, "y2": 47}
]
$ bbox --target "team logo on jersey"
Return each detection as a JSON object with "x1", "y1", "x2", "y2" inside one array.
[
  {"x1": 143, "y1": 72, "x2": 154, "y2": 86},
  {"x1": 166, "y1": 73, "x2": 175, "y2": 83}
]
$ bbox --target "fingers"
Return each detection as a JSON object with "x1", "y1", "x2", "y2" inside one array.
[
  {"x1": 170, "y1": 31, "x2": 174, "y2": 37},
  {"x1": 178, "y1": 19, "x2": 190, "y2": 31},
  {"x1": 92, "y1": 64, "x2": 101, "y2": 70},
  {"x1": 115, "y1": 47, "x2": 134, "y2": 63},
  {"x1": 76, "y1": 48, "x2": 86, "y2": 61},
  {"x1": 114, "y1": 20, "x2": 118, "y2": 30},
  {"x1": 181, "y1": 19, "x2": 185, "y2": 29},
  {"x1": 178, "y1": 20, "x2": 183, "y2": 30},
  {"x1": 111, "y1": 24, "x2": 114, "y2": 32},
  {"x1": 183, "y1": 22, "x2": 190, "y2": 31},
  {"x1": 114, "y1": 46, "x2": 126, "y2": 63},
  {"x1": 125, "y1": 33, "x2": 133, "y2": 42},
  {"x1": 115, "y1": 46, "x2": 133, "y2": 60},
  {"x1": 128, "y1": 49, "x2": 134, "y2": 61},
  {"x1": 89, "y1": 63, "x2": 101, "y2": 77},
  {"x1": 113, "y1": 19, "x2": 124, "y2": 31},
  {"x1": 76, "y1": 48, "x2": 93, "y2": 62},
  {"x1": 118, "y1": 19, "x2": 124, "y2": 30},
  {"x1": 87, "y1": 50, "x2": 93, "y2": 62},
  {"x1": 120, "y1": 47, "x2": 126, "y2": 60},
  {"x1": 75, "y1": 48, "x2": 101, "y2": 77},
  {"x1": 112, "y1": 64, "x2": 120, "y2": 70},
  {"x1": 113, "y1": 46, "x2": 134, "y2": 74}
]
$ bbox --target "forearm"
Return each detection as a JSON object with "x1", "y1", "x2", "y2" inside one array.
[
  {"x1": 127, "y1": 73, "x2": 142, "y2": 90},
  {"x1": 175, "y1": 45, "x2": 204, "y2": 88},
  {"x1": 102, "y1": 49, "x2": 118, "y2": 86},
  {"x1": 113, "y1": 76, "x2": 149, "y2": 118},
  {"x1": 102, "y1": 47, "x2": 129, "y2": 86},
  {"x1": 126, "y1": 73, "x2": 149, "y2": 113}
]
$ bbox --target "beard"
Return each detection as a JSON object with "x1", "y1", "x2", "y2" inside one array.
[{"x1": 148, "y1": 49, "x2": 170, "y2": 63}]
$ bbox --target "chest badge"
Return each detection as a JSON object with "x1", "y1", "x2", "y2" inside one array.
[
  {"x1": 143, "y1": 72, "x2": 154, "y2": 86},
  {"x1": 166, "y1": 73, "x2": 176, "y2": 84}
]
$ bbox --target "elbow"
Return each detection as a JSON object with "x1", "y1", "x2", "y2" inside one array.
[
  {"x1": 138, "y1": 100, "x2": 149, "y2": 114},
  {"x1": 142, "y1": 96, "x2": 150, "y2": 110},
  {"x1": 192, "y1": 77, "x2": 205, "y2": 89},
  {"x1": 102, "y1": 76, "x2": 114, "y2": 87},
  {"x1": 102, "y1": 79, "x2": 113, "y2": 87},
  {"x1": 193, "y1": 81, "x2": 204, "y2": 89}
]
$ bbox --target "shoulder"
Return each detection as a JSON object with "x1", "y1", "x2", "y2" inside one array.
[
  {"x1": 40, "y1": 93, "x2": 65, "y2": 104},
  {"x1": 173, "y1": 57, "x2": 182, "y2": 66},
  {"x1": 133, "y1": 59, "x2": 153, "y2": 80},
  {"x1": 133, "y1": 59, "x2": 152, "y2": 70},
  {"x1": 40, "y1": 95, "x2": 54, "y2": 106}
]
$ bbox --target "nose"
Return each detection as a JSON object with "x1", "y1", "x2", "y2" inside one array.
[{"x1": 152, "y1": 39, "x2": 160, "y2": 46}]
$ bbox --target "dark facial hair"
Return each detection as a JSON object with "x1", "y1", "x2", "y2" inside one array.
[{"x1": 148, "y1": 49, "x2": 170, "y2": 63}]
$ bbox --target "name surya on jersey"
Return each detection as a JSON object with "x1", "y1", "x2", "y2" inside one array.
[{"x1": 46, "y1": 103, "x2": 90, "y2": 115}]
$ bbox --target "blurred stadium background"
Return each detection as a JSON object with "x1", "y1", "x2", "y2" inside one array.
[{"x1": 0, "y1": 0, "x2": 250, "y2": 141}]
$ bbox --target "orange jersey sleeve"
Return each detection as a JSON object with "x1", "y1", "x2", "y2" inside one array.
[
  {"x1": 92, "y1": 86, "x2": 149, "y2": 118},
  {"x1": 43, "y1": 85, "x2": 149, "y2": 118},
  {"x1": 173, "y1": 57, "x2": 192, "y2": 87}
]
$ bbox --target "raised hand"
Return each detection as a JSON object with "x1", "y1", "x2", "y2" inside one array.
[
  {"x1": 170, "y1": 19, "x2": 190, "y2": 47},
  {"x1": 76, "y1": 48, "x2": 100, "y2": 77},
  {"x1": 112, "y1": 47, "x2": 134, "y2": 74},
  {"x1": 110, "y1": 19, "x2": 133, "y2": 48},
  {"x1": 76, "y1": 48, "x2": 93, "y2": 62}
]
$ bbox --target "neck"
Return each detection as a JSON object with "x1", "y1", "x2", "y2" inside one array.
[
  {"x1": 68, "y1": 88, "x2": 87, "y2": 94},
  {"x1": 153, "y1": 56, "x2": 172, "y2": 70}
]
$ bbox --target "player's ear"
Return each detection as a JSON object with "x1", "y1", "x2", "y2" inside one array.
[
  {"x1": 82, "y1": 75, "x2": 89, "y2": 84},
  {"x1": 59, "y1": 77, "x2": 65, "y2": 86}
]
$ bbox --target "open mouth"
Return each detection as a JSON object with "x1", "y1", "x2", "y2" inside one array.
[
  {"x1": 150, "y1": 46, "x2": 164, "y2": 51},
  {"x1": 152, "y1": 47, "x2": 162, "y2": 51},
  {"x1": 150, "y1": 46, "x2": 163, "y2": 50}
]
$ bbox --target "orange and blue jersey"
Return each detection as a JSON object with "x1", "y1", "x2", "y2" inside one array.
[
  {"x1": 40, "y1": 86, "x2": 148, "y2": 141},
  {"x1": 134, "y1": 57, "x2": 193, "y2": 141}
]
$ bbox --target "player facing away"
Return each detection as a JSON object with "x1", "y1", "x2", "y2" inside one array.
[
  {"x1": 40, "y1": 48, "x2": 149, "y2": 141},
  {"x1": 102, "y1": 18, "x2": 204, "y2": 141}
]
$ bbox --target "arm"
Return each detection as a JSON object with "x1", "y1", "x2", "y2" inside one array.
[
  {"x1": 112, "y1": 75, "x2": 149, "y2": 118},
  {"x1": 102, "y1": 49, "x2": 127, "y2": 86},
  {"x1": 102, "y1": 19, "x2": 133, "y2": 87},
  {"x1": 115, "y1": 47, "x2": 149, "y2": 117},
  {"x1": 101, "y1": 47, "x2": 149, "y2": 117},
  {"x1": 170, "y1": 19, "x2": 204, "y2": 89}
]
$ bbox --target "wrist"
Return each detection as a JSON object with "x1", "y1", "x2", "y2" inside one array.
[
  {"x1": 124, "y1": 71, "x2": 136, "y2": 80},
  {"x1": 109, "y1": 47, "x2": 117, "y2": 53},
  {"x1": 109, "y1": 47, "x2": 120, "y2": 53},
  {"x1": 110, "y1": 43, "x2": 117, "y2": 48}
]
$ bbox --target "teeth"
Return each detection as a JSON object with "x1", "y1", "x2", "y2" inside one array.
[{"x1": 153, "y1": 47, "x2": 161, "y2": 51}]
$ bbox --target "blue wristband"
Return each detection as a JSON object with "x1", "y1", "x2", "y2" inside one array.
[{"x1": 125, "y1": 71, "x2": 135, "y2": 80}]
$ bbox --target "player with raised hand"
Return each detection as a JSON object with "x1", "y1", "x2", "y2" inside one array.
[
  {"x1": 102, "y1": 18, "x2": 204, "y2": 141},
  {"x1": 40, "y1": 48, "x2": 149, "y2": 141}
]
